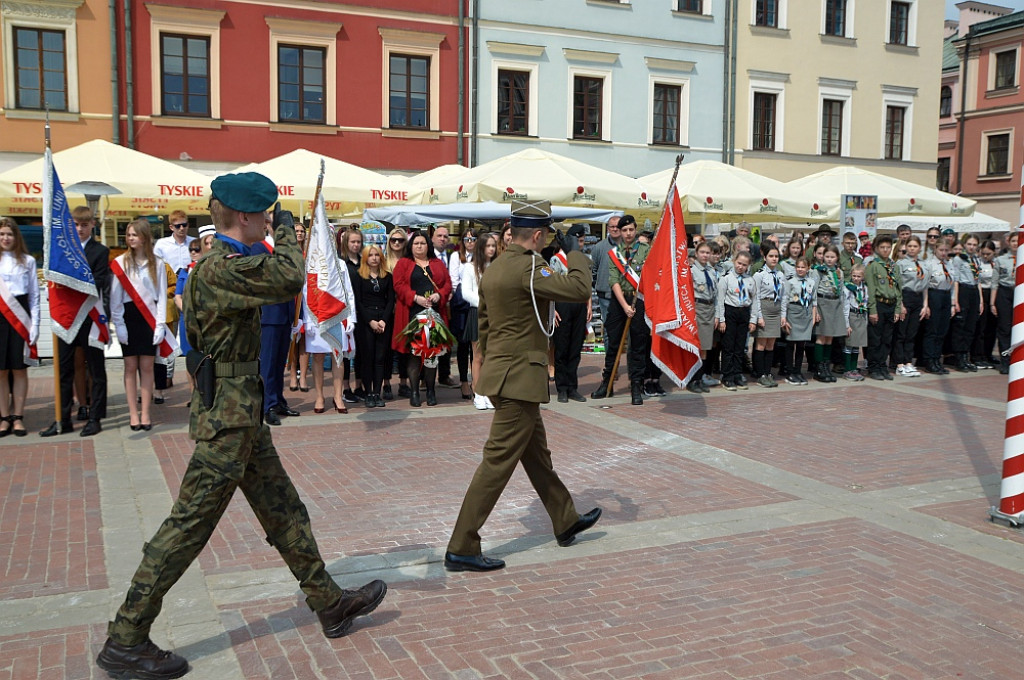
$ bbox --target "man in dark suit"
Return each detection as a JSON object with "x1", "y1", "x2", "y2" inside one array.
[
  {"x1": 444, "y1": 200, "x2": 601, "y2": 572},
  {"x1": 253, "y1": 220, "x2": 299, "y2": 425},
  {"x1": 41, "y1": 206, "x2": 110, "y2": 437}
]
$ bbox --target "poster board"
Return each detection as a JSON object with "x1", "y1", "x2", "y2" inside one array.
[{"x1": 841, "y1": 194, "x2": 878, "y2": 240}]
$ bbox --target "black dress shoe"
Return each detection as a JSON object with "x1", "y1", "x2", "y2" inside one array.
[
  {"x1": 410, "y1": 391, "x2": 421, "y2": 407},
  {"x1": 80, "y1": 420, "x2": 102, "y2": 437},
  {"x1": 426, "y1": 389, "x2": 438, "y2": 406},
  {"x1": 95, "y1": 637, "x2": 189, "y2": 680},
  {"x1": 76, "y1": 406, "x2": 90, "y2": 421},
  {"x1": 40, "y1": 421, "x2": 73, "y2": 437},
  {"x1": 567, "y1": 390, "x2": 587, "y2": 402},
  {"x1": 382, "y1": 383, "x2": 394, "y2": 400},
  {"x1": 556, "y1": 507, "x2": 603, "y2": 547},
  {"x1": 557, "y1": 391, "x2": 569, "y2": 403},
  {"x1": 317, "y1": 580, "x2": 387, "y2": 638},
  {"x1": 265, "y1": 410, "x2": 282, "y2": 426},
  {"x1": 398, "y1": 384, "x2": 411, "y2": 398},
  {"x1": 274, "y1": 405, "x2": 300, "y2": 417},
  {"x1": 443, "y1": 551, "x2": 506, "y2": 572}
]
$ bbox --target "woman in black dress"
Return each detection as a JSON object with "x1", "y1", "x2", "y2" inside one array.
[{"x1": 353, "y1": 244, "x2": 395, "y2": 407}]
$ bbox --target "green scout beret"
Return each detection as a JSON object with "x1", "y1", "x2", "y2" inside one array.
[{"x1": 210, "y1": 172, "x2": 278, "y2": 213}]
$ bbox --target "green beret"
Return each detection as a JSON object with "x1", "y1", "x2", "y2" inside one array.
[{"x1": 210, "y1": 172, "x2": 278, "y2": 213}]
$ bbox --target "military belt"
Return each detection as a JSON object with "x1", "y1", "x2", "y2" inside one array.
[{"x1": 214, "y1": 360, "x2": 259, "y2": 378}]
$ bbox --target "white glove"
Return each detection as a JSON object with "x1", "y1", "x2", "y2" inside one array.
[
  {"x1": 29, "y1": 327, "x2": 38, "y2": 345},
  {"x1": 291, "y1": 323, "x2": 303, "y2": 341},
  {"x1": 152, "y1": 325, "x2": 165, "y2": 346},
  {"x1": 116, "y1": 326, "x2": 128, "y2": 345}
]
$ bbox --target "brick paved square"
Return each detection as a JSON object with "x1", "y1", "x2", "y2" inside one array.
[
  {"x1": 0, "y1": 442, "x2": 106, "y2": 599},
  {"x1": 916, "y1": 498, "x2": 1024, "y2": 545},
  {"x1": 907, "y1": 371, "x2": 1006, "y2": 402},
  {"x1": 0, "y1": 623, "x2": 100, "y2": 680},
  {"x1": 630, "y1": 386, "x2": 1006, "y2": 492},
  {"x1": 151, "y1": 411, "x2": 792, "y2": 574},
  {"x1": 212, "y1": 519, "x2": 1023, "y2": 679}
]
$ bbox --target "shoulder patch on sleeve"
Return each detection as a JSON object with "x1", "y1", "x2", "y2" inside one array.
[
  {"x1": 539, "y1": 266, "x2": 553, "y2": 277},
  {"x1": 225, "y1": 253, "x2": 243, "y2": 259}
]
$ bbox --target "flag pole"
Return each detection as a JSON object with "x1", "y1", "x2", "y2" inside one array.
[
  {"x1": 287, "y1": 159, "x2": 325, "y2": 368},
  {"x1": 604, "y1": 154, "x2": 685, "y2": 397},
  {"x1": 44, "y1": 110, "x2": 64, "y2": 428}
]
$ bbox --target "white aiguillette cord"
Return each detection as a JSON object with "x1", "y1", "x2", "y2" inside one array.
[{"x1": 529, "y1": 252, "x2": 556, "y2": 338}]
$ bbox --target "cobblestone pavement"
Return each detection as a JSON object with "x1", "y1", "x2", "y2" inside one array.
[{"x1": 1, "y1": 355, "x2": 1021, "y2": 679}]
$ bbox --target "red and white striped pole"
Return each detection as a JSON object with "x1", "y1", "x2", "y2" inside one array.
[{"x1": 990, "y1": 172, "x2": 1024, "y2": 526}]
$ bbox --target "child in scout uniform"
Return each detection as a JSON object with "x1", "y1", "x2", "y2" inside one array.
[
  {"x1": 990, "y1": 232, "x2": 1017, "y2": 374},
  {"x1": 921, "y1": 239, "x2": 955, "y2": 375},
  {"x1": 811, "y1": 245, "x2": 845, "y2": 383},
  {"x1": 715, "y1": 252, "x2": 758, "y2": 391},
  {"x1": 894, "y1": 235, "x2": 928, "y2": 377},
  {"x1": 839, "y1": 231, "x2": 864, "y2": 280},
  {"x1": 842, "y1": 264, "x2": 869, "y2": 381},
  {"x1": 688, "y1": 241, "x2": 719, "y2": 394},
  {"x1": 864, "y1": 235, "x2": 902, "y2": 381},
  {"x1": 949, "y1": 234, "x2": 983, "y2": 372},
  {"x1": 780, "y1": 237, "x2": 804, "y2": 278},
  {"x1": 752, "y1": 242, "x2": 783, "y2": 387},
  {"x1": 781, "y1": 256, "x2": 815, "y2": 384},
  {"x1": 974, "y1": 239, "x2": 998, "y2": 368}
]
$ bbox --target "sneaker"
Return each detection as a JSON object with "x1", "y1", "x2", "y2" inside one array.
[
  {"x1": 786, "y1": 374, "x2": 802, "y2": 385},
  {"x1": 702, "y1": 375, "x2": 721, "y2": 387},
  {"x1": 652, "y1": 382, "x2": 667, "y2": 396},
  {"x1": 735, "y1": 380, "x2": 749, "y2": 390},
  {"x1": 473, "y1": 394, "x2": 489, "y2": 411},
  {"x1": 382, "y1": 383, "x2": 394, "y2": 400},
  {"x1": 736, "y1": 375, "x2": 748, "y2": 386},
  {"x1": 843, "y1": 370, "x2": 860, "y2": 381},
  {"x1": 757, "y1": 375, "x2": 774, "y2": 388},
  {"x1": 723, "y1": 380, "x2": 738, "y2": 391},
  {"x1": 896, "y1": 365, "x2": 909, "y2": 376},
  {"x1": 343, "y1": 389, "x2": 359, "y2": 403},
  {"x1": 397, "y1": 384, "x2": 411, "y2": 398},
  {"x1": 765, "y1": 374, "x2": 778, "y2": 387},
  {"x1": 796, "y1": 373, "x2": 809, "y2": 385},
  {"x1": 642, "y1": 381, "x2": 658, "y2": 398},
  {"x1": 484, "y1": 396, "x2": 495, "y2": 410},
  {"x1": 905, "y1": 365, "x2": 921, "y2": 377},
  {"x1": 850, "y1": 370, "x2": 865, "y2": 381},
  {"x1": 686, "y1": 381, "x2": 703, "y2": 394}
]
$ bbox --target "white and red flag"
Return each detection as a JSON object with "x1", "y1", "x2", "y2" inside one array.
[
  {"x1": 638, "y1": 183, "x2": 701, "y2": 387},
  {"x1": 42, "y1": 146, "x2": 99, "y2": 342},
  {"x1": 305, "y1": 189, "x2": 355, "y2": 360}
]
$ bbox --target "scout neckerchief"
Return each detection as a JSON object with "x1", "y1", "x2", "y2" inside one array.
[
  {"x1": 111, "y1": 256, "x2": 179, "y2": 361},
  {"x1": 967, "y1": 253, "x2": 980, "y2": 280},
  {"x1": 881, "y1": 258, "x2": 899, "y2": 289},
  {"x1": 609, "y1": 242, "x2": 641, "y2": 290},
  {"x1": 795, "y1": 276, "x2": 812, "y2": 307},
  {"x1": 736, "y1": 273, "x2": 748, "y2": 305},
  {"x1": 699, "y1": 263, "x2": 715, "y2": 299},
  {"x1": 845, "y1": 252, "x2": 858, "y2": 271},
  {"x1": 939, "y1": 258, "x2": 951, "y2": 284},
  {"x1": 814, "y1": 264, "x2": 840, "y2": 295},
  {"x1": 845, "y1": 281, "x2": 867, "y2": 313},
  {"x1": 767, "y1": 268, "x2": 781, "y2": 302},
  {"x1": 0, "y1": 273, "x2": 37, "y2": 365},
  {"x1": 912, "y1": 257, "x2": 924, "y2": 279}
]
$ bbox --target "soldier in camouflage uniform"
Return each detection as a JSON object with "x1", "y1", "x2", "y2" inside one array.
[{"x1": 97, "y1": 173, "x2": 386, "y2": 680}]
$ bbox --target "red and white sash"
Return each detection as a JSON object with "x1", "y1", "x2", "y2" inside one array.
[
  {"x1": 87, "y1": 299, "x2": 111, "y2": 350},
  {"x1": 0, "y1": 277, "x2": 37, "y2": 365},
  {"x1": 552, "y1": 250, "x2": 569, "y2": 270},
  {"x1": 111, "y1": 258, "x2": 179, "y2": 362},
  {"x1": 609, "y1": 248, "x2": 641, "y2": 291}
]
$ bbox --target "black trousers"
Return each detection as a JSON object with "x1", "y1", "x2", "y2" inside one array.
[
  {"x1": 867, "y1": 301, "x2": 896, "y2": 372},
  {"x1": 355, "y1": 315, "x2": 390, "y2": 395},
  {"x1": 721, "y1": 304, "x2": 750, "y2": 383},
  {"x1": 554, "y1": 301, "x2": 587, "y2": 393},
  {"x1": 601, "y1": 296, "x2": 650, "y2": 384},
  {"x1": 57, "y1": 322, "x2": 107, "y2": 422},
  {"x1": 894, "y1": 289, "x2": 924, "y2": 364},
  {"x1": 995, "y1": 285, "x2": 1014, "y2": 353},
  {"x1": 974, "y1": 288, "x2": 997, "y2": 359},
  {"x1": 923, "y1": 290, "x2": 951, "y2": 363},
  {"x1": 951, "y1": 285, "x2": 981, "y2": 354}
]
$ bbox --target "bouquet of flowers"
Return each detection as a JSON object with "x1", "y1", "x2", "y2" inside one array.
[{"x1": 398, "y1": 308, "x2": 456, "y2": 368}]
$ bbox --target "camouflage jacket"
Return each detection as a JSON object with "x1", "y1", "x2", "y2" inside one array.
[{"x1": 184, "y1": 225, "x2": 303, "y2": 440}]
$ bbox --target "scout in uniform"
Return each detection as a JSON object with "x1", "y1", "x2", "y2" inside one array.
[
  {"x1": 838, "y1": 231, "x2": 864, "y2": 280},
  {"x1": 864, "y1": 235, "x2": 902, "y2": 380},
  {"x1": 991, "y1": 232, "x2": 1018, "y2": 374},
  {"x1": 715, "y1": 251, "x2": 759, "y2": 390},
  {"x1": 841, "y1": 264, "x2": 869, "y2": 380},
  {"x1": 688, "y1": 240, "x2": 718, "y2": 393},
  {"x1": 894, "y1": 235, "x2": 928, "y2": 377},
  {"x1": 445, "y1": 200, "x2": 601, "y2": 572},
  {"x1": 97, "y1": 174, "x2": 386, "y2": 679},
  {"x1": 751, "y1": 242, "x2": 784, "y2": 387},
  {"x1": 811, "y1": 246, "x2": 846, "y2": 383},
  {"x1": 949, "y1": 235, "x2": 984, "y2": 372},
  {"x1": 780, "y1": 256, "x2": 815, "y2": 384},
  {"x1": 591, "y1": 215, "x2": 652, "y2": 405},
  {"x1": 921, "y1": 238, "x2": 955, "y2": 375},
  {"x1": 550, "y1": 224, "x2": 590, "y2": 403}
]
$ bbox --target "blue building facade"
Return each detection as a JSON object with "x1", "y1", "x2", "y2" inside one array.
[{"x1": 469, "y1": 0, "x2": 726, "y2": 179}]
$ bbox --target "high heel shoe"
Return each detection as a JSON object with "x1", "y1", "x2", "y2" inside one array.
[
  {"x1": 299, "y1": 384, "x2": 310, "y2": 392},
  {"x1": 11, "y1": 415, "x2": 26, "y2": 437},
  {"x1": 288, "y1": 384, "x2": 298, "y2": 392},
  {"x1": 334, "y1": 398, "x2": 348, "y2": 414},
  {"x1": 313, "y1": 400, "x2": 326, "y2": 414},
  {"x1": 141, "y1": 423, "x2": 152, "y2": 431},
  {"x1": 0, "y1": 415, "x2": 12, "y2": 438},
  {"x1": 130, "y1": 424, "x2": 142, "y2": 431}
]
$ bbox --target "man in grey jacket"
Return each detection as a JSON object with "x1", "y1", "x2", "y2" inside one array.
[{"x1": 590, "y1": 216, "x2": 621, "y2": 322}]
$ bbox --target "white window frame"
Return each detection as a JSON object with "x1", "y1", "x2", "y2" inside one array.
[
  {"x1": 749, "y1": 76, "x2": 786, "y2": 151},
  {"x1": 146, "y1": 3, "x2": 224, "y2": 120},
  {"x1": 676, "y1": 0, "x2": 712, "y2": 16},
  {"x1": 1, "y1": 0, "x2": 82, "y2": 113},
  {"x1": 648, "y1": 74, "x2": 690, "y2": 147},
  {"x1": 885, "y1": 0, "x2": 917, "y2": 47},
  {"x1": 567, "y1": 65, "x2": 612, "y2": 142},
  {"x1": 490, "y1": 59, "x2": 539, "y2": 137},
  {"x1": 818, "y1": 80, "x2": 854, "y2": 156},
  {"x1": 266, "y1": 17, "x2": 340, "y2": 126},
  {"x1": 379, "y1": 27, "x2": 444, "y2": 131},
  {"x1": 981, "y1": 128, "x2": 1013, "y2": 177},
  {"x1": 880, "y1": 86, "x2": 914, "y2": 161},
  {"x1": 750, "y1": 0, "x2": 788, "y2": 30},
  {"x1": 821, "y1": 0, "x2": 856, "y2": 39},
  {"x1": 988, "y1": 46, "x2": 1019, "y2": 91}
]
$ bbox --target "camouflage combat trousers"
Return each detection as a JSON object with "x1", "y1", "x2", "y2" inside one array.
[{"x1": 107, "y1": 425, "x2": 343, "y2": 646}]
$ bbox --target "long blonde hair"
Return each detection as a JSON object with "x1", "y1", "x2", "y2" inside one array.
[
  {"x1": 358, "y1": 243, "x2": 390, "y2": 278},
  {"x1": 126, "y1": 218, "x2": 158, "y2": 284},
  {"x1": 385, "y1": 228, "x2": 407, "y2": 270}
]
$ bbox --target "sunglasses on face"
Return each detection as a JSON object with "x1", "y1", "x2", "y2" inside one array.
[
  {"x1": 927, "y1": 234, "x2": 939, "y2": 238},
  {"x1": 171, "y1": 223, "x2": 188, "y2": 229},
  {"x1": 390, "y1": 238, "x2": 406, "y2": 244},
  {"x1": 189, "y1": 248, "x2": 201, "y2": 253},
  {"x1": 463, "y1": 237, "x2": 477, "y2": 243}
]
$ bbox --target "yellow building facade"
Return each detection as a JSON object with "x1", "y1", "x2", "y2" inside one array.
[{"x1": 732, "y1": 0, "x2": 943, "y2": 186}]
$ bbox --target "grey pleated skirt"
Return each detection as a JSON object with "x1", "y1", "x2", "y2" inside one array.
[
  {"x1": 815, "y1": 296, "x2": 846, "y2": 337},
  {"x1": 696, "y1": 299, "x2": 716, "y2": 349},
  {"x1": 787, "y1": 304, "x2": 813, "y2": 342},
  {"x1": 848, "y1": 310, "x2": 868, "y2": 347},
  {"x1": 757, "y1": 298, "x2": 782, "y2": 339}
]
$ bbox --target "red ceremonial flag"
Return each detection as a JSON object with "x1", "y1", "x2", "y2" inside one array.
[{"x1": 638, "y1": 183, "x2": 701, "y2": 387}]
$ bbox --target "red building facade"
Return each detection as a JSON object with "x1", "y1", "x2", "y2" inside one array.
[{"x1": 117, "y1": 0, "x2": 466, "y2": 172}]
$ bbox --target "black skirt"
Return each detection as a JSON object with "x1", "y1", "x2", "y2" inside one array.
[
  {"x1": 0, "y1": 294, "x2": 30, "y2": 370},
  {"x1": 462, "y1": 307, "x2": 479, "y2": 343},
  {"x1": 120, "y1": 301, "x2": 157, "y2": 357}
]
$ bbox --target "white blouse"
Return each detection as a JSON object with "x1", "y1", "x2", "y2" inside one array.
[
  {"x1": 110, "y1": 253, "x2": 167, "y2": 339},
  {"x1": 0, "y1": 251, "x2": 40, "y2": 337},
  {"x1": 461, "y1": 264, "x2": 482, "y2": 308}
]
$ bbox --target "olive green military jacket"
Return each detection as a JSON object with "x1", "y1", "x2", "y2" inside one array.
[
  {"x1": 184, "y1": 225, "x2": 303, "y2": 440},
  {"x1": 864, "y1": 257, "x2": 902, "y2": 315},
  {"x1": 476, "y1": 244, "x2": 591, "y2": 404}
]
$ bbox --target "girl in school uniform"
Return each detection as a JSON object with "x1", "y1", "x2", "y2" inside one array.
[
  {"x1": 842, "y1": 264, "x2": 869, "y2": 381},
  {"x1": 922, "y1": 240, "x2": 955, "y2": 375},
  {"x1": 715, "y1": 251, "x2": 758, "y2": 391},
  {"x1": 811, "y1": 245, "x2": 845, "y2": 382},
  {"x1": 781, "y1": 257, "x2": 816, "y2": 385},
  {"x1": 0, "y1": 217, "x2": 39, "y2": 437},
  {"x1": 110, "y1": 219, "x2": 168, "y2": 431},
  {"x1": 779, "y1": 237, "x2": 804, "y2": 279},
  {"x1": 949, "y1": 234, "x2": 983, "y2": 372},
  {"x1": 752, "y1": 242, "x2": 783, "y2": 388},
  {"x1": 894, "y1": 235, "x2": 929, "y2": 377},
  {"x1": 991, "y1": 232, "x2": 1018, "y2": 374},
  {"x1": 688, "y1": 241, "x2": 719, "y2": 394},
  {"x1": 465, "y1": 232, "x2": 497, "y2": 409},
  {"x1": 974, "y1": 239, "x2": 998, "y2": 368}
]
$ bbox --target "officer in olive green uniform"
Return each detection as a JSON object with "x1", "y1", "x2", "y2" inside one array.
[
  {"x1": 864, "y1": 234, "x2": 903, "y2": 380},
  {"x1": 444, "y1": 200, "x2": 602, "y2": 573},
  {"x1": 97, "y1": 174, "x2": 386, "y2": 680}
]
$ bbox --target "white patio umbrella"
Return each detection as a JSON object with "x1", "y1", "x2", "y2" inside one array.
[
  {"x1": 877, "y1": 211, "x2": 1010, "y2": 234},
  {"x1": 638, "y1": 160, "x2": 839, "y2": 225},
  {"x1": 0, "y1": 139, "x2": 212, "y2": 216},
  {"x1": 414, "y1": 148, "x2": 645, "y2": 209},
  {"x1": 787, "y1": 166, "x2": 976, "y2": 218},
  {"x1": 236, "y1": 148, "x2": 413, "y2": 218}
]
